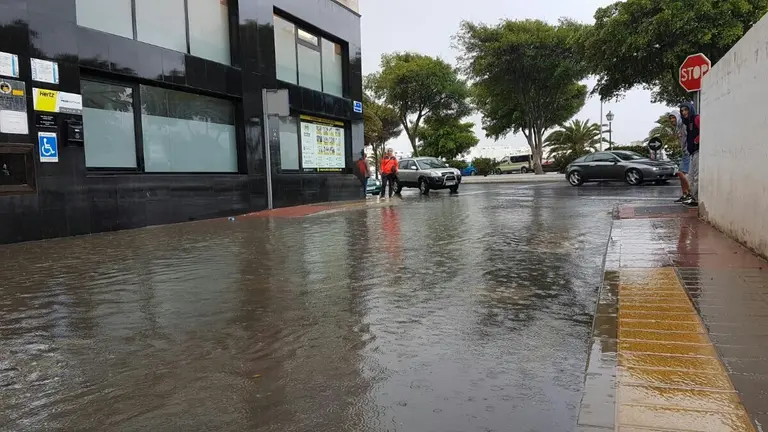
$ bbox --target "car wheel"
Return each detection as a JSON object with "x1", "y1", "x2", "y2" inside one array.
[
  {"x1": 625, "y1": 169, "x2": 643, "y2": 186},
  {"x1": 449, "y1": 185, "x2": 459, "y2": 194},
  {"x1": 470, "y1": 171, "x2": 476, "y2": 176},
  {"x1": 419, "y1": 178, "x2": 430, "y2": 195},
  {"x1": 567, "y1": 170, "x2": 584, "y2": 186},
  {"x1": 520, "y1": 166, "x2": 529, "y2": 173}
]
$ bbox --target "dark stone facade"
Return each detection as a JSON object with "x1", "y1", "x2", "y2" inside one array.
[{"x1": 0, "y1": 0, "x2": 363, "y2": 244}]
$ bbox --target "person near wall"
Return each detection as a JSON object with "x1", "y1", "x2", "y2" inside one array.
[
  {"x1": 379, "y1": 148, "x2": 399, "y2": 198},
  {"x1": 354, "y1": 150, "x2": 371, "y2": 197},
  {"x1": 669, "y1": 111, "x2": 692, "y2": 203},
  {"x1": 679, "y1": 102, "x2": 700, "y2": 207}
]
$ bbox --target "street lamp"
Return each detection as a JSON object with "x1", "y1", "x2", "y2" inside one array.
[{"x1": 606, "y1": 111, "x2": 615, "y2": 150}]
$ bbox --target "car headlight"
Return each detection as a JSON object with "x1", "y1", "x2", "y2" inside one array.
[
  {"x1": 652, "y1": 167, "x2": 661, "y2": 171},
  {"x1": 430, "y1": 171, "x2": 442, "y2": 177}
]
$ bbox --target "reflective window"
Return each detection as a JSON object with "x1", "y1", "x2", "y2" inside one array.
[
  {"x1": 81, "y1": 80, "x2": 138, "y2": 168},
  {"x1": 322, "y1": 39, "x2": 343, "y2": 97},
  {"x1": 592, "y1": 152, "x2": 617, "y2": 162},
  {"x1": 76, "y1": 0, "x2": 134, "y2": 39},
  {"x1": 136, "y1": 0, "x2": 187, "y2": 52},
  {"x1": 140, "y1": 86, "x2": 237, "y2": 173},
  {"x1": 297, "y1": 44, "x2": 322, "y2": 92},
  {"x1": 188, "y1": 0, "x2": 231, "y2": 65},
  {"x1": 279, "y1": 117, "x2": 299, "y2": 170},
  {"x1": 274, "y1": 15, "x2": 298, "y2": 84},
  {"x1": 274, "y1": 15, "x2": 344, "y2": 96},
  {"x1": 76, "y1": 0, "x2": 231, "y2": 65}
]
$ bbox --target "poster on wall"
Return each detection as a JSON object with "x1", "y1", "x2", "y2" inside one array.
[
  {"x1": 0, "y1": 78, "x2": 28, "y2": 134},
  {"x1": 0, "y1": 51, "x2": 19, "y2": 78},
  {"x1": 31, "y1": 58, "x2": 59, "y2": 84},
  {"x1": 300, "y1": 115, "x2": 346, "y2": 171}
]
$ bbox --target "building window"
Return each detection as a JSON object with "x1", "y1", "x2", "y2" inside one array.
[
  {"x1": 322, "y1": 39, "x2": 343, "y2": 97},
  {"x1": 188, "y1": 0, "x2": 231, "y2": 66},
  {"x1": 76, "y1": 0, "x2": 134, "y2": 39},
  {"x1": 279, "y1": 117, "x2": 299, "y2": 170},
  {"x1": 274, "y1": 15, "x2": 298, "y2": 85},
  {"x1": 141, "y1": 86, "x2": 237, "y2": 173},
  {"x1": 82, "y1": 81, "x2": 138, "y2": 168},
  {"x1": 135, "y1": 0, "x2": 187, "y2": 53},
  {"x1": 81, "y1": 78, "x2": 237, "y2": 173},
  {"x1": 76, "y1": 0, "x2": 231, "y2": 65},
  {"x1": 0, "y1": 144, "x2": 36, "y2": 195},
  {"x1": 273, "y1": 15, "x2": 344, "y2": 96}
]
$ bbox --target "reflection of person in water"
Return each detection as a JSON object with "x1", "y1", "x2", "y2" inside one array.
[{"x1": 381, "y1": 207, "x2": 402, "y2": 263}]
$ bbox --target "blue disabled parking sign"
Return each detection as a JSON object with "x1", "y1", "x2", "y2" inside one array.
[
  {"x1": 353, "y1": 100, "x2": 363, "y2": 113},
  {"x1": 38, "y1": 132, "x2": 58, "y2": 163}
]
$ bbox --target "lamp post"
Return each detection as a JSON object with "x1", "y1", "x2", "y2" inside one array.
[{"x1": 606, "y1": 111, "x2": 615, "y2": 150}]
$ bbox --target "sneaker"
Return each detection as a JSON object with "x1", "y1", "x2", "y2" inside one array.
[
  {"x1": 683, "y1": 197, "x2": 698, "y2": 207},
  {"x1": 674, "y1": 194, "x2": 689, "y2": 203}
]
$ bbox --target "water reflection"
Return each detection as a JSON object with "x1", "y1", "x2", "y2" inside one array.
[{"x1": 1, "y1": 185, "x2": 629, "y2": 431}]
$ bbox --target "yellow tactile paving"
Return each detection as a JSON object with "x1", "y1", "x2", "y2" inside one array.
[{"x1": 617, "y1": 267, "x2": 756, "y2": 432}]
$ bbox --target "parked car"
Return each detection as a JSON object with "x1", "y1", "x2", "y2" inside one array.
[
  {"x1": 542, "y1": 160, "x2": 559, "y2": 173},
  {"x1": 461, "y1": 164, "x2": 477, "y2": 176},
  {"x1": 565, "y1": 151, "x2": 677, "y2": 187},
  {"x1": 494, "y1": 154, "x2": 532, "y2": 174},
  {"x1": 366, "y1": 177, "x2": 382, "y2": 195},
  {"x1": 396, "y1": 157, "x2": 462, "y2": 194}
]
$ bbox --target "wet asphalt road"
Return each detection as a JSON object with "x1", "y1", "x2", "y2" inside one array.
[{"x1": 0, "y1": 182, "x2": 679, "y2": 432}]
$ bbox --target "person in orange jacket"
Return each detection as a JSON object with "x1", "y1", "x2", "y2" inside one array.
[{"x1": 379, "y1": 148, "x2": 399, "y2": 198}]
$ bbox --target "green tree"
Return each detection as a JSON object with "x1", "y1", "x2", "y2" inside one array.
[
  {"x1": 457, "y1": 19, "x2": 589, "y2": 174},
  {"x1": 366, "y1": 53, "x2": 471, "y2": 156},
  {"x1": 417, "y1": 115, "x2": 479, "y2": 160},
  {"x1": 363, "y1": 93, "x2": 403, "y2": 177},
  {"x1": 582, "y1": 0, "x2": 768, "y2": 105},
  {"x1": 545, "y1": 119, "x2": 604, "y2": 168},
  {"x1": 646, "y1": 114, "x2": 684, "y2": 162}
]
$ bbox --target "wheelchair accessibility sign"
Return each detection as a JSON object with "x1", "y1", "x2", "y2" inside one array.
[{"x1": 38, "y1": 131, "x2": 58, "y2": 162}]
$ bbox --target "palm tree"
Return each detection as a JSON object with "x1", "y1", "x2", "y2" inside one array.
[{"x1": 545, "y1": 119, "x2": 604, "y2": 167}]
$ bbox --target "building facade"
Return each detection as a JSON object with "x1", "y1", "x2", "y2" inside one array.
[{"x1": 0, "y1": 0, "x2": 363, "y2": 244}]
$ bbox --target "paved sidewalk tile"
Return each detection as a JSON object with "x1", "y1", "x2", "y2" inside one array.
[{"x1": 605, "y1": 207, "x2": 768, "y2": 431}]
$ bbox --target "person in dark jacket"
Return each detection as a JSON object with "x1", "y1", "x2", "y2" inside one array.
[
  {"x1": 354, "y1": 150, "x2": 370, "y2": 196},
  {"x1": 679, "y1": 102, "x2": 700, "y2": 207}
]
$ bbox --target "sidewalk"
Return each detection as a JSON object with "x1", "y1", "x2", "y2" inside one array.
[
  {"x1": 579, "y1": 204, "x2": 768, "y2": 432},
  {"x1": 462, "y1": 172, "x2": 563, "y2": 184}
]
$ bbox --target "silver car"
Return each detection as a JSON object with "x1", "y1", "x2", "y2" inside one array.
[
  {"x1": 396, "y1": 157, "x2": 462, "y2": 194},
  {"x1": 566, "y1": 150, "x2": 678, "y2": 186}
]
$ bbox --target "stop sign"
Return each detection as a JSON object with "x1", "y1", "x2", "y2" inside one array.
[{"x1": 679, "y1": 53, "x2": 712, "y2": 92}]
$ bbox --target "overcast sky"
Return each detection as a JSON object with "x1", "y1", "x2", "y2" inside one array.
[{"x1": 359, "y1": 0, "x2": 671, "y2": 156}]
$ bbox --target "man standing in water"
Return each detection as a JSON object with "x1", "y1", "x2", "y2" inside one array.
[
  {"x1": 668, "y1": 111, "x2": 691, "y2": 203},
  {"x1": 379, "y1": 148, "x2": 399, "y2": 198},
  {"x1": 354, "y1": 150, "x2": 370, "y2": 197},
  {"x1": 679, "y1": 102, "x2": 700, "y2": 207}
]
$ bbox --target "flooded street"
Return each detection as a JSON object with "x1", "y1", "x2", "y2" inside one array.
[{"x1": 0, "y1": 183, "x2": 677, "y2": 432}]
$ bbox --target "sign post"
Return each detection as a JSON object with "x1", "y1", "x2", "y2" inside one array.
[{"x1": 679, "y1": 53, "x2": 711, "y2": 112}]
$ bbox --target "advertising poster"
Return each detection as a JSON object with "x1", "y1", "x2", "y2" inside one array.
[
  {"x1": 0, "y1": 78, "x2": 28, "y2": 134},
  {"x1": 299, "y1": 115, "x2": 345, "y2": 171}
]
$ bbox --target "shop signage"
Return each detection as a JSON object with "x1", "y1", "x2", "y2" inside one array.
[
  {"x1": 353, "y1": 100, "x2": 362, "y2": 113},
  {"x1": 33, "y1": 88, "x2": 83, "y2": 114},
  {"x1": 299, "y1": 114, "x2": 346, "y2": 171},
  {"x1": 36, "y1": 113, "x2": 57, "y2": 129},
  {"x1": 0, "y1": 78, "x2": 28, "y2": 134}
]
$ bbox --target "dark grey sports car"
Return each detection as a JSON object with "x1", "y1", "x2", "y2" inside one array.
[{"x1": 565, "y1": 151, "x2": 677, "y2": 187}]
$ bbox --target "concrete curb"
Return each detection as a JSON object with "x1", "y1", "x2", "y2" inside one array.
[{"x1": 462, "y1": 173, "x2": 564, "y2": 184}]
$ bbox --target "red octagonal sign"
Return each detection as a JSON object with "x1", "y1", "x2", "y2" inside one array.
[{"x1": 679, "y1": 53, "x2": 712, "y2": 92}]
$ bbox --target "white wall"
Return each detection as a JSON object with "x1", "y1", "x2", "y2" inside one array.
[{"x1": 700, "y1": 13, "x2": 768, "y2": 258}]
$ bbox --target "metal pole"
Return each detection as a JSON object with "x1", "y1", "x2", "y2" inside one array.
[
  {"x1": 599, "y1": 101, "x2": 604, "y2": 151},
  {"x1": 608, "y1": 122, "x2": 612, "y2": 150},
  {"x1": 261, "y1": 89, "x2": 274, "y2": 210}
]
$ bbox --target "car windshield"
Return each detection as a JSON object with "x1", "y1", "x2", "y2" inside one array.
[
  {"x1": 613, "y1": 151, "x2": 646, "y2": 161},
  {"x1": 418, "y1": 158, "x2": 447, "y2": 169}
]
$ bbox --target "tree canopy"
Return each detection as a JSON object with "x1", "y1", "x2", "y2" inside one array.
[
  {"x1": 583, "y1": 0, "x2": 768, "y2": 105},
  {"x1": 363, "y1": 93, "x2": 403, "y2": 175},
  {"x1": 417, "y1": 116, "x2": 479, "y2": 161},
  {"x1": 366, "y1": 53, "x2": 471, "y2": 156},
  {"x1": 456, "y1": 19, "x2": 589, "y2": 174}
]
